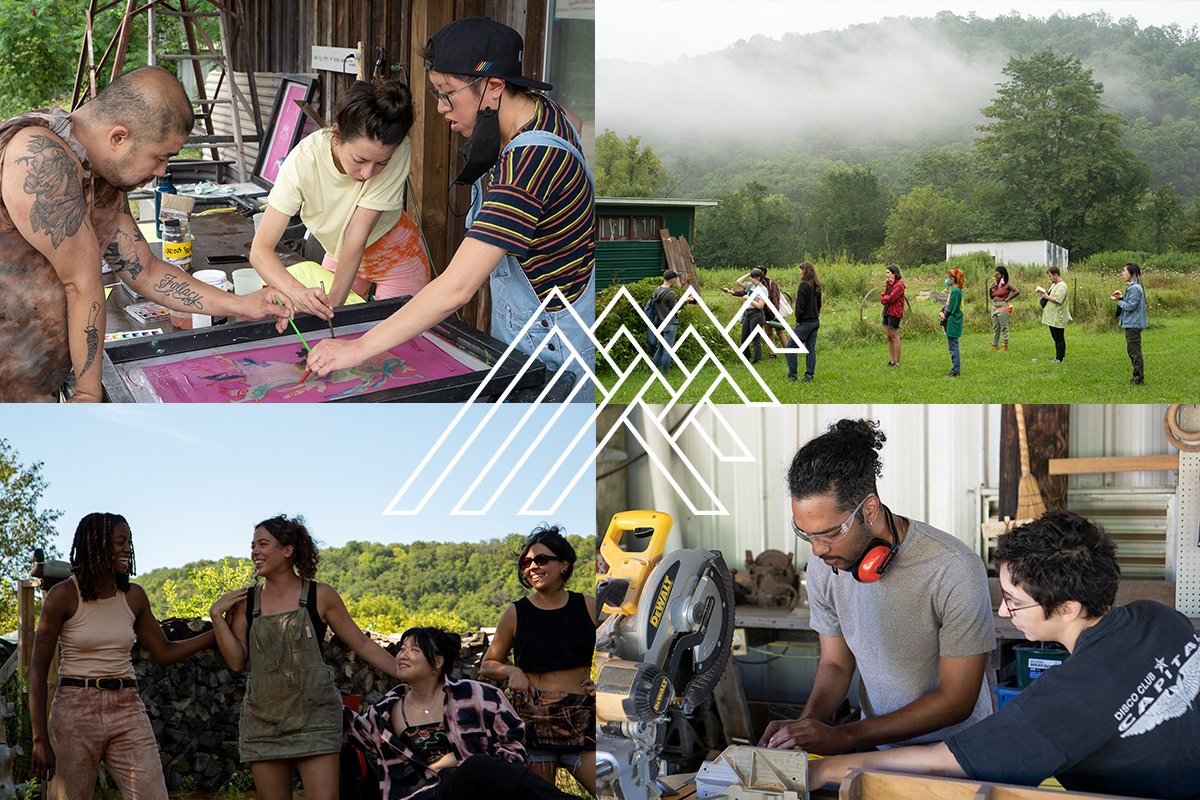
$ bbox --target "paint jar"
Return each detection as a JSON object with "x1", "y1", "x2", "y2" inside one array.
[
  {"x1": 162, "y1": 218, "x2": 193, "y2": 271},
  {"x1": 154, "y1": 173, "x2": 176, "y2": 238},
  {"x1": 189, "y1": 269, "x2": 233, "y2": 329},
  {"x1": 232, "y1": 268, "x2": 263, "y2": 296}
]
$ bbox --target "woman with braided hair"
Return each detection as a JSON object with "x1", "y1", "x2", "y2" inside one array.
[{"x1": 29, "y1": 512, "x2": 216, "y2": 800}]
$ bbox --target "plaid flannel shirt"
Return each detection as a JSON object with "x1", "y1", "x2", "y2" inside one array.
[{"x1": 344, "y1": 678, "x2": 528, "y2": 800}]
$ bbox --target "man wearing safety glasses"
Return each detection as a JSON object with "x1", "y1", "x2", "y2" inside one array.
[
  {"x1": 759, "y1": 418, "x2": 996, "y2": 755},
  {"x1": 307, "y1": 17, "x2": 595, "y2": 402},
  {"x1": 808, "y1": 512, "x2": 1200, "y2": 800}
]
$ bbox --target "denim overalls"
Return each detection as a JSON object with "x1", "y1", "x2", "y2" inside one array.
[{"x1": 467, "y1": 128, "x2": 596, "y2": 403}]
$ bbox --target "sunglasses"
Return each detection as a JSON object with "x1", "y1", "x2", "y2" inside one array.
[{"x1": 519, "y1": 554, "x2": 561, "y2": 570}]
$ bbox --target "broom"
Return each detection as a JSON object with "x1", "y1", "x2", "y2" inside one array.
[{"x1": 1014, "y1": 404, "x2": 1046, "y2": 519}]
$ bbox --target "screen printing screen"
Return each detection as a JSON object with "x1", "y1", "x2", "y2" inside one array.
[{"x1": 112, "y1": 324, "x2": 488, "y2": 402}]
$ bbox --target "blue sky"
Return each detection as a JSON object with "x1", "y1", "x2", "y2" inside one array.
[{"x1": 2, "y1": 405, "x2": 596, "y2": 572}]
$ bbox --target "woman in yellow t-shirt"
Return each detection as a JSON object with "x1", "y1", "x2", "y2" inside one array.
[{"x1": 250, "y1": 79, "x2": 429, "y2": 319}]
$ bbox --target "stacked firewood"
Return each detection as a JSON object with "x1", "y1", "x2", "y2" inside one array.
[{"x1": 132, "y1": 619, "x2": 488, "y2": 790}]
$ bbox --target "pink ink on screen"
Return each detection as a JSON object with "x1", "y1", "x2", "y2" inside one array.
[{"x1": 131, "y1": 333, "x2": 474, "y2": 402}]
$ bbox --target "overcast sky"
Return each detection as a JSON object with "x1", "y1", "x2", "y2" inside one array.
[
  {"x1": 2, "y1": 405, "x2": 595, "y2": 572},
  {"x1": 599, "y1": 1, "x2": 1200, "y2": 63}
]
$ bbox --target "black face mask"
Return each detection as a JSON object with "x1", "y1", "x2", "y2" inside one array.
[{"x1": 453, "y1": 103, "x2": 502, "y2": 186}]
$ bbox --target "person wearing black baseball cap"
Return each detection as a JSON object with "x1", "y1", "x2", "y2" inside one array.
[{"x1": 307, "y1": 17, "x2": 595, "y2": 402}]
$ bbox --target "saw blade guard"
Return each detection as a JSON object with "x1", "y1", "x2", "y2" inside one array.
[{"x1": 627, "y1": 548, "x2": 736, "y2": 715}]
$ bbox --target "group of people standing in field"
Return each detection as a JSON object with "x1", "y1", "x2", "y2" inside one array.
[
  {"x1": 879, "y1": 261, "x2": 1149, "y2": 382},
  {"x1": 30, "y1": 514, "x2": 596, "y2": 800},
  {"x1": 645, "y1": 259, "x2": 1148, "y2": 387}
]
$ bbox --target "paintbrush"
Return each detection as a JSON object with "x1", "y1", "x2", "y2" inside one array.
[
  {"x1": 274, "y1": 296, "x2": 312, "y2": 352},
  {"x1": 321, "y1": 281, "x2": 336, "y2": 339},
  {"x1": 272, "y1": 296, "x2": 315, "y2": 383}
]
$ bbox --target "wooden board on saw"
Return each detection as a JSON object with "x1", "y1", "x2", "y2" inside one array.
[{"x1": 839, "y1": 769, "x2": 1129, "y2": 800}]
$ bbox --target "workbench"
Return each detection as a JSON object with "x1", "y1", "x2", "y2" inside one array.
[
  {"x1": 104, "y1": 212, "x2": 304, "y2": 335},
  {"x1": 98, "y1": 213, "x2": 569, "y2": 402}
]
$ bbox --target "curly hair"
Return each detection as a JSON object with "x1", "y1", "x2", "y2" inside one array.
[
  {"x1": 401, "y1": 627, "x2": 462, "y2": 681},
  {"x1": 786, "y1": 419, "x2": 886, "y2": 512},
  {"x1": 518, "y1": 525, "x2": 577, "y2": 589},
  {"x1": 255, "y1": 514, "x2": 320, "y2": 580},
  {"x1": 946, "y1": 268, "x2": 965, "y2": 289},
  {"x1": 70, "y1": 513, "x2": 134, "y2": 601},
  {"x1": 994, "y1": 511, "x2": 1120, "y2": 620}
]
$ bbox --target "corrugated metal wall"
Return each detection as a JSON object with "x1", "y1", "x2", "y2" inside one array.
[
  {"x1": 610, "y1": 405, "x2": 1178, "y2": 567},
  {"x1": 596, "y1": 242, "x2": 665, "y2": 287}
]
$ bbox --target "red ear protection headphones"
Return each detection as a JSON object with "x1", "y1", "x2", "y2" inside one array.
[{"x1": 845, "y1": 503, "x2": 902, "y2": 583}]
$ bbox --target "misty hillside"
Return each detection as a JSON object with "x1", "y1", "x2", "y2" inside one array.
[{"x1": 598, "y1": 11, "x2": 1200, "y2": 199}]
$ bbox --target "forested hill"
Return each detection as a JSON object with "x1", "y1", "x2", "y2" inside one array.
[
  {"x1": 135, "y1": 534, "x2": 594, "y2": 631},
  {"x1": 599, "y1": 11, "x2": 1200, "y2": 199}
]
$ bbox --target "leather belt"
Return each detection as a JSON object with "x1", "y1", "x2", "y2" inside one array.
[{"x1": 58, "y1": 677, "x2": 137, "y2": 690}]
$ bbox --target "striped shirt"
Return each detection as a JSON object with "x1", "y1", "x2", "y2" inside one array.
[
  {"x1": 343, "y1": 678, "x2": 528, "y2": 800},
  {"x1": 465, "y1": 95, "x2": 594, "y2": 309}
]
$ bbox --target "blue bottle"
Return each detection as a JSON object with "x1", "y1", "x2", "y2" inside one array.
[{"x1": 154, "y1": 173, "x2": 176, "y2": 239}]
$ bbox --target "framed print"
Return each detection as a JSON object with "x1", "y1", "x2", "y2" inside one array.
[{"x1": 251, "y1": 74, "x2": 320, "y2": 189}]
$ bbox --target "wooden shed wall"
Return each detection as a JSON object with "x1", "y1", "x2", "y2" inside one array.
[{"x1": 226, "y1": 1, "x2": 551, "y2": 330}]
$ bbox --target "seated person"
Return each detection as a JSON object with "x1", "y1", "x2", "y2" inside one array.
[
  {"x1": 810, "y1": 511, "x2": 1200, "y2": 800},
  {"x1": 344, "y1": 626, "x2": 577, "y2": 800}
]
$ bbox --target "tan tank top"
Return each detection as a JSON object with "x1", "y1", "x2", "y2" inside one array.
[{"x1": 59, "y1": 576, "x2": 137, "y2": 678}]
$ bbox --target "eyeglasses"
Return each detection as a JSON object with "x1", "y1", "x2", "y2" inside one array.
[
  {"x1": 428, "y1": 77, "x2": 483, "y2": 109},
  {"x1": 520, "y1": 554, "x2": 560, "y2": 570},
  {"x1": 791, "y1": 494, "x2": 872, "y2": 543},
  {"x1": 1002, "y1": 595, "x2": 1041, "y2": 615}
]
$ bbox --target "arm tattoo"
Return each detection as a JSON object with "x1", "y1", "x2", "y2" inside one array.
[
  {"x1": 14, "y1": 134, "x2": 87, "y2": 248},
  {"x1": 105, "y1": 225, "x2": 146, "y2": 280},
  {"x1": 81, "y1": 301, "x2": 100, "y2": 376},
  {"x1": 153, "y1": 274, "x2": 204, "y2": 309}
]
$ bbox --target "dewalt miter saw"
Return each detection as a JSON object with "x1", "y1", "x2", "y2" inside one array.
[{"x1": 595, "y1": 510, "x2": 736, "y2": 800}]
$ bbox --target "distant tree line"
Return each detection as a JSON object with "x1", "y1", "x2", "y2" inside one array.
[
  {"x1": 137, "y1": 534, "x2": 595, "y2": 633},
  {"x1": 597, "y1": 12, "x2": 1200, "y2": 267}
]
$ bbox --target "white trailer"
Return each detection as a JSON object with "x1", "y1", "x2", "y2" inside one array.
[{"x1": 946, "y1": 240, "x2": 1068, "y2": 271}]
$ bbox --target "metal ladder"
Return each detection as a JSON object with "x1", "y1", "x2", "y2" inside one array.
[{"x1": 73, "y1": 0, "x2": 262, "y2": 181}]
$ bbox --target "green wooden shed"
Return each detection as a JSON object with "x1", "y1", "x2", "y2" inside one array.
[{"x1": 596, "y1": 197, "x2": 718, "y2": 286}]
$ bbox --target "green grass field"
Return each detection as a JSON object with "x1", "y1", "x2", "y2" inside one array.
[{"x1": 596, "y1": 262, "x2": 1200, "y2": 403}]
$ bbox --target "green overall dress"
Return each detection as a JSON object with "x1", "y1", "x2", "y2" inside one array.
[{"x1": 238, "y1": 580, "x2": 343, "y2": 761}]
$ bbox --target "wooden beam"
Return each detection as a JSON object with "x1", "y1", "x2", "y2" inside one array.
[
  {"x1": 17, "y1": 580, "x2": 37, "y2": 678},
  {"x1": 408, "y1": 0, "x2": 455, "y2": 275},
  {"x1": 999, "y1": 405, "x2": 1069, "y2": 517},
  {"x1": 711, "y1": 652, "x2": 753, "y2": 742},
  {"x1": 1048, "y1": 454, "x2": 1180, "y2": 475}
]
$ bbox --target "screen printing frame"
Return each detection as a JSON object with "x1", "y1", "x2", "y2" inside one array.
[{"x1": 100, "y1": 297, "x2": 548, "y2": 403}]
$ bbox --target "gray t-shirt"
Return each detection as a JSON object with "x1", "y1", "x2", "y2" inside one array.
[
  {"x1": 806, "y1": 517, "x2": 997, "y2": 745},
  {"x1": 652, "y1": 285, "x2": 677, "y2": 326}
]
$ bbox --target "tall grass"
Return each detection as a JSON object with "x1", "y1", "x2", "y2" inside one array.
[{"x1": 595, "y1": 258, "x2": 1200, "y2": 403}]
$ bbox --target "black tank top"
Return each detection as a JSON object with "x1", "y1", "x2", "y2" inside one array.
[{"x1": 512, "y1": 591, "x2": 594, "y2": 673}]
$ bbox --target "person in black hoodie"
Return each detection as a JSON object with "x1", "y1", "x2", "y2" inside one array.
[{"x1": 785, "y1": 261, "x2": 822, "y2": 382}]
